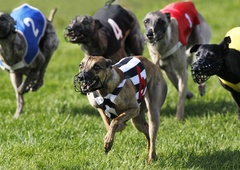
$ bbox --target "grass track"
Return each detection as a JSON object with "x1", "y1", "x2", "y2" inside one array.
[{"x1": 0, "y1": 0, "x2": 240, "y2": 169}]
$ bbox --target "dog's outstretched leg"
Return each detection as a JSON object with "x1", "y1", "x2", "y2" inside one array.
[
  {"x1": 145, "y1": 72, "x2": 167, "y2": 163},
  {"x1": 10, "y1": 72, "x2": 24, "y2": 118}
]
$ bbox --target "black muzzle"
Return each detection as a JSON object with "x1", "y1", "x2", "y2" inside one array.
[
  {"x1": 191, "y1": 58, "x2": 223, "y2": 84},
  {"x1": 73, "y1": 72, "x2": 102, "y2": 94}
]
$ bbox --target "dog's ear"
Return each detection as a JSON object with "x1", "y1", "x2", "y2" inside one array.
[
  {"x1": 165, "y1": 12, "x2": 171, "y2": 23},
  {"x1": 220, "y1": 36, "x2": 231, "y2": 50},
  {"x1": 190, "y1": 44, "x2": 201, "y2": 53},
  {"x1": 94, "y1": 19, "x2": 102, "y2": 29},
  {"x1": 106, "y1": 59, "x2": 112, "y2": 69}
]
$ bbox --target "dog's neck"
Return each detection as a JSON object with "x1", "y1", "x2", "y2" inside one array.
[
  {"x1": 81, "y1": 28, "x2": 107, "y2": 57},
  {"x1": 151, "y1": 22, "x2": 181, "y2": 59},
  {"x1": 0, "y1": 32, "x2": 26, "y2": 66},
  {"x1": 97, "y1": 66, "x2": 123, "y2": 97}
]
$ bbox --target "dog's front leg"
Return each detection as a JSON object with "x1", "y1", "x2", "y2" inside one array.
[
  {"x1": 10, "y1": 72, "x2": 24, "y2": 118},
  {"x1": 97, "y1": 108, "x2": 110, "y2": 130},
  {"x1": 104, "y1": 108, "x2": 139, "y2": 153},
  {"x1": 17, "y1": 69, "x2": 39, "y2": 94}
]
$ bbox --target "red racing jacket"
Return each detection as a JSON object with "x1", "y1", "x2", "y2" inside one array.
[{"x1": 161, "y1": 1, "x2": 200, "y2": 45}]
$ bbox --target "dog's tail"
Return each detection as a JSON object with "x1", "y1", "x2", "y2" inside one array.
[
  {"x1": 48, "y1": 8, "x2": 57, "y2": 22},
  {"x1": 105, "y1": 0, "x2": 116, "y2": 6}
]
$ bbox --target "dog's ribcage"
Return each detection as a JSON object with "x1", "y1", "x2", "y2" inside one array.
[{"x1": 94, "y1": 57, "x2": 147, "y2": 118}]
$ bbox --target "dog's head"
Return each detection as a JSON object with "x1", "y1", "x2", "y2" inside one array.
[
  {"x1": 64, "y1": 15, "x2": 100, "y2": 44},
  {"x1": 0, "y1": 12, "x2": 16, "y2": 39},
  {"x1": 143, "y1": 11, "x2": 171, "y2": 43},
  {"x1": 74, "y1": 56, "x2": 112, "y2": 94},
  {"x1": 190, "y1": 36, "x2": 231, "y2": 84}
]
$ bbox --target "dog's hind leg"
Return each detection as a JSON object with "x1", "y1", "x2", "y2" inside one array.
[
  {"x1": 132, "y1": 71, "x2": 167, "y2": 163},
  {"x1": 131, "y1": 101, "x2": 150, "y2": 147},
  {"x1": 161, "y1": 55, "x2": 191, "y2": 119},
  {"x1": 35, "y1": 23, "x2": 59, "y2": 91},
  {"x1": 161, "y1": 62, "x2": 193, "y2": 99},
  {"x1": 131, "y1": 102, "x2": 154, "y2": 162},
  {"x1": 10, "y1": 72, "x2": 24, "y2": 118}
]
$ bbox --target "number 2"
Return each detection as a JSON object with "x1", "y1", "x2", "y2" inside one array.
[{"x1": 23, "y1": 17, "x2": 39, "y2": 37}]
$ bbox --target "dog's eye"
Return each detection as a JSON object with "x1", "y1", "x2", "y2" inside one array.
[
  {"x1": 93, "y1": 64, "x2": 101, "y2": 70},
  {"x1": 157, "y1": 19, "x2": 165, "y2": 25},
  {"x1": 195, "y1": 51, "x2": 200, "y2": 57},
  {"x1": 79, "y1": 63, "x2": 83, "y2": 69},
  {"x1": 207, "y1": 53, "x2": 215, "y2": 60},
  {"x1": 82, "y1": 18, "x2": 89, "y2": 25},
  {"x1": 195, "y1": 52, "x2": 201, "y2": 60},
  {"x1": 144, "y1": 19, "x2": 150, "y2": 26}
]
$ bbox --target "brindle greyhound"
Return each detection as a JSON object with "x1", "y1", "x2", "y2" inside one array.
[
  {"x1": 64, "y1": 0, "x2": 144, "y2": 64},
  {"x1": 0, "y1": 4, "x2": 59, "y2": 118}
]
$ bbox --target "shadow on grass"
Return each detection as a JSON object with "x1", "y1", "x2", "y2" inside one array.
[
  {"x1": 67, "y1": 99, "x2": 237, "y2": 119},
  {"x1": 69, "y1": 105, "x2": 99, "y2": 117},
  {"x1": 185, "y1": 149, "x2": 240, "y2": 169},
  {"x1": 161, "y1": 98, "x2": 237, "y2": 119}
]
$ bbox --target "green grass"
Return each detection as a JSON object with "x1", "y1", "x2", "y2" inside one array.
[{"x1": 0, "y1": 0, "x2": 240, "y2": 169}]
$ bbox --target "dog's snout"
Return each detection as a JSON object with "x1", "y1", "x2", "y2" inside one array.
[
  {"x1": 191, "y1": 62, "x2": 198, "y2": 70},
  {"x1": 146, "y1": 28, "x2": 153, "y2": 36},
  {"x1": 75, "y1": 72, "x2": 84, "y2": 82},
  {"x1": 145, "y1": 28, "x2": 154, "y2": 40}
]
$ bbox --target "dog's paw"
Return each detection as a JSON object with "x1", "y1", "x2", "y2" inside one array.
[
  {"x1": 147, "y1": 151, "x2": 157, "y2": 164},
  {"x1": 104, "y1": 133, "x2": 114, "y2": 153},
  {"x1": 186, "y1": 91, "x2": 194, "y2": 99}
]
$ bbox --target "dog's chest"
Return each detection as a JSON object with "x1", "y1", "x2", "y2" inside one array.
[{"x1": 95, "y1": 57, "x2": 147, "y2": 119}]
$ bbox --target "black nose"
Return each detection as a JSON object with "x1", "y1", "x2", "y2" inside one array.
[
  {"x1": 146, "y1": 29, "x2": 153, "y2": 37},
  {"x1": 77, "y1": 72, "x2": 85, "y2": 81}
]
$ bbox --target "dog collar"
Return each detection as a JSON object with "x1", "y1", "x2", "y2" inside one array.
[
  {"x1": 161, "y1": 41, "x2": 182, "y2": 59},
  {"x1": 0, "y1": 60, "x2": 26, "y2": 72},
  {"x1": 218, "y1": 77, "x2": 240, "y2": 92}
]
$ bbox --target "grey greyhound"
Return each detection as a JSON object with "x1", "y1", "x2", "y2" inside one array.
[{"x1": 143, "y1": 1, "x2": 211, "y2": 119}]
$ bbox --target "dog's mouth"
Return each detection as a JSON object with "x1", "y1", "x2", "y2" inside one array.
[
  {"x1": 74, "y1": 73, "x2": 102, "y2": 94},
  {"x1": 191, "y1": 69, "x2": 210, "y2": 84},
  {"x1": 64, "y1": 28, "x2": 85, "y2": 43},
  {"x1": 145, "y1": 29, "x2": 165, "y2": 43},
  {"x1": 191, "y1": 59, "x2": 223, "y2": 84}
]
